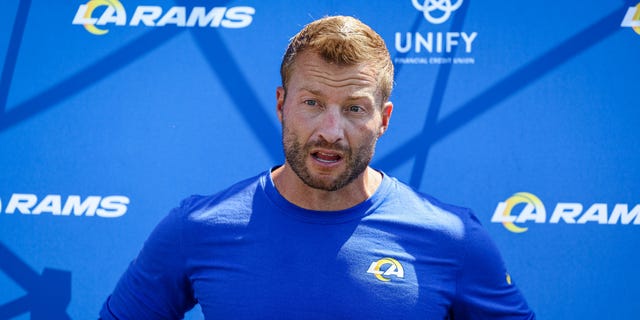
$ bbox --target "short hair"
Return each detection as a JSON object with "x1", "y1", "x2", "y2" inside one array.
[{"x1": 280, "y1": 15, "x2": 394, "y2": 103}]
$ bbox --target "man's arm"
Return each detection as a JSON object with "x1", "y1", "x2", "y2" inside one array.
[
  {"x1": 100, "y1": 205, "x2": 197, "y2": 319},
  {"x1": 451, "y1": 210, "x2": 535, "y2": 319}
]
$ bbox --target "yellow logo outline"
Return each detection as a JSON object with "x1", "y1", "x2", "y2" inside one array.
[
  {"x1": 366, "y1": 257, "x2": 405, "y2": 282},
  {"x1": 622, "y1": 2, "x2": 640, "y2": 35},
  {"x1": 499, "y1": 192, "x2": 545, "y2": 233},
  {"x1": 80, "y1": 0, "x2": 125, "y2": 35}
]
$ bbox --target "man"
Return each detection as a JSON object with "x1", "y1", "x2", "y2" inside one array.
[{"x1": 100, "y1": 16, "x2": 535, "y2": 319}]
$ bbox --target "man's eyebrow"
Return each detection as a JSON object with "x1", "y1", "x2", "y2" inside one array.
[
  {"x1": 300, "y1": 87, "x2": 373, "y2": 102},
  {"x1": 300, "y1": 87, "x2": 323, "y2": 96}
]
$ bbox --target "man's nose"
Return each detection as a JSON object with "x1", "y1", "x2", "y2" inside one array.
[{"x1": 316, "y1": 107, "x2": 345, "y2": 144}]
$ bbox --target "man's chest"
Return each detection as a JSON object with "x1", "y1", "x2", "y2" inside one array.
[{"x1": 186, "y1": 225, "x2": 458, "y2": 319}]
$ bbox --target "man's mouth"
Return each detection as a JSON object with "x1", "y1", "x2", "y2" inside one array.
[{"x1": 312, "y1": 151, "x2": 342, "y2": 164}]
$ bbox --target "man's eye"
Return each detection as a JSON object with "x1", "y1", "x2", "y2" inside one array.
[
  {"x1": 304, "y1": 100, "x2": 317, "y2": 106},
  {"x1": 348, "y1": 105, "x2": 363, "y2": 113}
]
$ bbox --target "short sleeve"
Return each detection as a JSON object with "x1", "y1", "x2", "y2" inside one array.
[
  {"x1": 451, "y1": 210, "x2": 535, "y2": 319},
  {"x1": 100, "y1": 202, "x2": 197, "y2": 319}
]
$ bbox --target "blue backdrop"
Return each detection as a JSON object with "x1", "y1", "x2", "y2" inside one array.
[{"x1": 1, "y1": 0, "x2": 639, "y2": 319}]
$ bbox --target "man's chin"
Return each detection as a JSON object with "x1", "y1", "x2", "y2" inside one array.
[
  {"x1": 300, "y1": 169, "x2": 359, "y2": 192},
  {"x1": 301, "y1": 177, "x2": 342, "y2": 192}
]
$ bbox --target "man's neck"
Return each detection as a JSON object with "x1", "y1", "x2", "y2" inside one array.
[{"x1": 271, "y1": 165, "x2": 382, "y2": 211}]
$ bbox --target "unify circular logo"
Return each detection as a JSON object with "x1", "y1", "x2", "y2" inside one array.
[
  {"x1": 411, "y1": 0, "x2": 464, "y2": 24},
  {"x1": 621, "y1": 2, "x2": 640, "y2": 35},
  {"x1": 366, "y1": 257, "x2": 405, "y2": 282}
]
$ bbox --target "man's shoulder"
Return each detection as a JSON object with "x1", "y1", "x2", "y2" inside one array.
[
  {"x1": 174, "y1": 171, "x2": 268, "y2": 223},
  {"x1": 383, "y1": 175, "x2": 479, "y2": 239},
  {"x1": 386, "y1": 176, "x2": 471, "y2": 216}
]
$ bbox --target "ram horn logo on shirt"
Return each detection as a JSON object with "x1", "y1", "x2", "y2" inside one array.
[{"x1": 366, "y1": 257, "x2": 405, "y2": 282}]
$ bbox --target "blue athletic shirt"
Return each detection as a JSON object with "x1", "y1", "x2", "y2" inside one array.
[{"x1": 100, "y1": 169, "x2": 535, "y2": 319}]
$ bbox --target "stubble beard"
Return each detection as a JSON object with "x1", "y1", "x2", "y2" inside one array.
[{"x1": 282, "y1": 124, "x2": 376, "y2": 192}]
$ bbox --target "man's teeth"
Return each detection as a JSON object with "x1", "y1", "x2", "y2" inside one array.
[{"x1": 314, "y1": 152, "x2": 340, "y2": 162}]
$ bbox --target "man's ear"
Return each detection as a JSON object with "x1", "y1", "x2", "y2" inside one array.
[
  {"x1": 276, "y1": 86, "x2": 286, "y2": 123},
  {"x1": 379, "y1": 101, "x2": 393, "y2": 137}
]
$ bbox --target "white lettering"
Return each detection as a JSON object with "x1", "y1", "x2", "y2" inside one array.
[
  {"x1": 32, "y1": 195, "x2": 62, "y2": 215},
  {"x1": 1, "y1": 194, "x2": 128, "y2": 218},
  {"x1": 394, "y1": 32, "x2": 477, "y2": 54},
  {"x1": 97, "y1": 196, "x2": 130, "y2": 218},
  {"x1": 415, "y1": 32, "x2": 432, "y2": 53},
  {"x1": 460, "y1": 32, "x2": 478, "y2": 53},
  {"x1": 494, "y1": 193, "x2": 640, "y2": 231},
  {"x1": 186, "y1": 7, "x2": 226, "y2": 27},
  {"x1": 61, "y1": 195, "x2": 101, "y2": 217},
  {"x1": 429, "y1": 57, "x2": 452, "y2": 64},
  {"x1": 74, "y1": 5, "x2": 255, "y2": 32},
  {"x1": 608, "y1": 204, "x2": 640, "y2": 225},
  {"x1": 6, "y1": 194, "x2": 37, "y2": 214},
  {"x1": 549, "y1": 203, "x2": 583, "y2": 223},
  {"x1": 491, "y1": 202, "x2": 516, "y2": 223},
  {"x1": 515, "y1": 203, "x2": 546, "y2": 223},
  {"x1": 395, "y1": 32, "x2": 412, "y2": 53},
  {"x1": 96, "y1": 6, "x2": 126, "y2": 26},
  {"x1": 383, "y1": 264, "x2": 404, "y2": 278},
  {"x1": 157, "y1": 7, "x2": 186, "y2": 27},
  {"x1": 453, "y1": 57, "x2": 475, "y2": 64},
  {"x1": 621, "y1": 7, "x2": 640, "y2": 27},
  {"x1": 394, "y1": 57, "x2": 429, "y2": 64},
  {"x1": 446, "y1": 32, "x2": 459, "y2": 53},
  {"x1": 222, "y1": 6, "x2": 255, "y2": 28},
  {"x1": 367, "y1": 262, "x2": 382, "y2": 275},
  {"x1": 130, "y1": 6, "x2": 163, "y2": 26},
  {"x1": 577, "y1": 203, "x2": 609, "y2": 224},
  {"x1": 72, "y1": 5, "x2": 97, "y2": 25}
]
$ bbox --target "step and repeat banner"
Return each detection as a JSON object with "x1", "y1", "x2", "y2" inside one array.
[{"x1": 1, "y1": 0, "x2": 639, "y2": 319}]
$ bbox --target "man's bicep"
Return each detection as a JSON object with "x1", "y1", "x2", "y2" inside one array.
[
  {"x1": 100, "y1": 207, "x2": 196, "y2": 319},
  {"x1": 452, "y1": 212, "x2": 535, "y2": 319}
]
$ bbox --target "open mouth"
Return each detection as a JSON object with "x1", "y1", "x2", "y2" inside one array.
[{"x1": 312, "y1": 151, "x2": 342, "y2": 164}]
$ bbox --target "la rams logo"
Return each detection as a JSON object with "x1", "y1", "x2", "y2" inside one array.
[
  {"x1": 492, "y1": 192, "x2": 545, "y2": 233},
  {"x1": 366, "y1": 257, "x2": 405, "y2": 282},
  {"x1": 621, "y1": 2, "x2": 640, "y2": 35},
  {"x1": 74, "y1": 0, "x2": 126, "y2": 35}
]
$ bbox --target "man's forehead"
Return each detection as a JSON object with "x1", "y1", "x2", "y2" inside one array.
[
  {"x1": 286, "y1": 51, "x2": 385, "y2": 102},
  {"x1": 290, "y1": 51, "x2": 371, "y2": 75},
  {"x1": 294, "y1": 56, "x2": 377, "y2": 84}
]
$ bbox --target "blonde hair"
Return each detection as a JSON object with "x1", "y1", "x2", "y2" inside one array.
[{"x1": 280, "y1": 16, "x2": 394, "y2": 103}]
